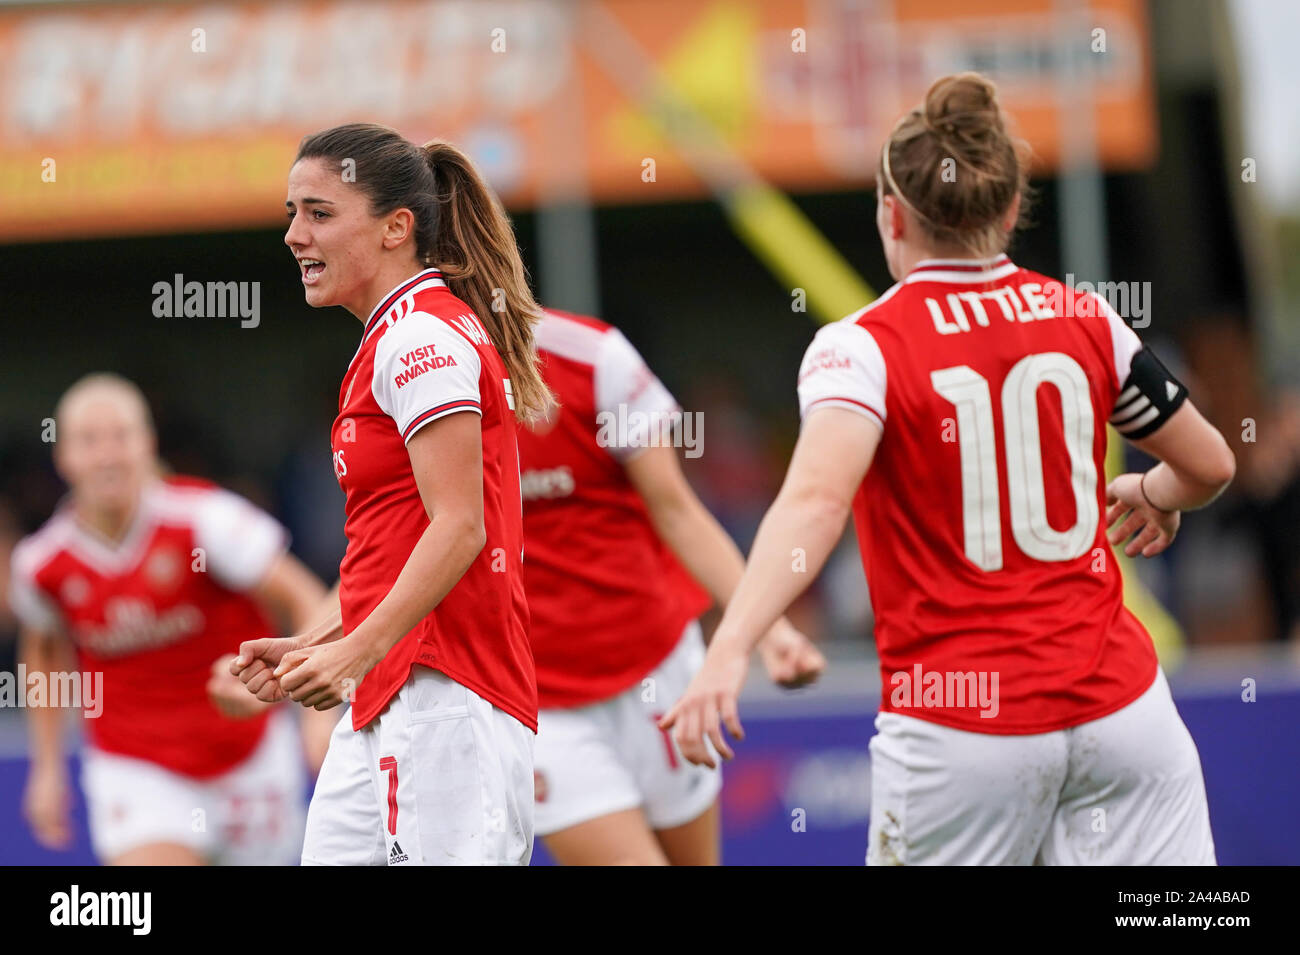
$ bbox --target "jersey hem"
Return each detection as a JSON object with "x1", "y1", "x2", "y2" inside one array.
[
  {"x1": 876, "y1": 660, "x2": 1159, "y2": 736},
  {"x1": 86, "y1": 713, "x2": 271, "y2": 780},
  {"x1": 535, "y1": 613, "x2": 697, "y2": 710},
  {"x1": 411, "y1": 658, "x2": 538, "y2": 733}
]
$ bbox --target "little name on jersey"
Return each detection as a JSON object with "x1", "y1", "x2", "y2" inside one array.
[
  {"x1": 395, "y1": 343, "x2": 458, "y2": 388},
  {"x1": 925, "y1": 282, "x2": 1058, "y2": 335}
]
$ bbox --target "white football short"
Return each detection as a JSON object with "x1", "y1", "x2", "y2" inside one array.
[
  {"x1": 301, "y1": 666, "x2": 534, "y2": 866},
  {"x1": 81, "y1": 707, "x2": 308, "y2": 865},
  {"x1": 867, "y1": 666, "x2": 1216, "y2": 865},
  {"x1": 533, "y1": 620, "x2": 722, "y2": 836}
]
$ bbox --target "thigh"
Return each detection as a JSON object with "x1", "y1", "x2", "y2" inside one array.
[
  {"x1": 534, "y1": 703, "x2": 641, "y2": 838},
  {"x1": 634, "y1": 622, "x2": 722, "y2": 831},
  {"x1": 1041, "y1": 669, "x2": 1216, "y2": 865},
  {"x1": 653, "y1": 798, "x2": 720, "y2": 866},
  {"x1": 211, "y1": 710, "x2": 310, "y2": 866},
  {"x1": 301, "y1": 706, "x2": 387, "y2": 866},
  {"x1": 81, "y1": 747, "x2": 215, "y2": 864},
  {"x1": 377, "y1": 667, "x2": 534, "y2": 866},
  {"x1": 867, "y1": 712, "x2": 1067, "y2": 866},
  {"x1": 544, "y1": 807, "x2": 669, "y2": 866}
]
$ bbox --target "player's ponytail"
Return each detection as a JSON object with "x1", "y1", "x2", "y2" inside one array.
[
  {"x1": 295, "y1": 123, "x2": 552, "y2": 423},
  {"x1": 421, "y1": 141, "x2": 553, "y2": 423},
  {"x1": 878, "y1": 72, "x2": 1033, "y2": 255}
]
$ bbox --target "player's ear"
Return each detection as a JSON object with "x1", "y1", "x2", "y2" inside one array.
[
  {"x1": 382, "y1": 208, "x2": 416, "y2": 251},
  {"x1": 888, "y1": 194, "x2": 907, "y2": 240},
  {"x1": 1001, "y1": 192, "x2": 1022, "y2": 234}
]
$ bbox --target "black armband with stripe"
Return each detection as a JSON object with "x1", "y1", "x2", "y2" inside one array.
[{"x1": 1109, "y1": 346, "x2": 1188, "y2": 439}]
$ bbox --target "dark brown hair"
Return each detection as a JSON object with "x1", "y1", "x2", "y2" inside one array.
[
  {"x1": 296, "y1": 123, "x2": 552, "y2": 422},
  {"x1": 878, "y1": 72, "x2": 1032, "y2": 255}
]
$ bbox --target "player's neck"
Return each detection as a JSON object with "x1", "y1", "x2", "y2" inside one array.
[
  {"x1": 75, "y1": 495, "x2": 141, "y2": 546},
  {"x1": 895, "y1": 244, "x2": 1003, "y2": 277},
  {"x1": 350, "y1": 258, "x2": 432, "y2": 323}
]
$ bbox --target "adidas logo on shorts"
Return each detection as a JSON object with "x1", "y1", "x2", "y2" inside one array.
[{"x1": 389, "y1": 841, "x2": 410, "y2": 865}]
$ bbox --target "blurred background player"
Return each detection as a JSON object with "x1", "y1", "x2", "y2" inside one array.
[
  {"x1": 9, "y1": 373, "x2": 335, "y2": 865},
  {"x1": 664, "y1": 73, "x2": 1237, "y2": 865},
  {"x1": 518, "y1": 308, "x2": 825, "y2": 865},
  {"x1": 233, "y1": 125, "x2": 546, "y2": 866}
]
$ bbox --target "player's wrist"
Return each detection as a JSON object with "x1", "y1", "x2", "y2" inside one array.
[{"x1": 1139, "y1": 469, "x2": 1175, "y2": 514}]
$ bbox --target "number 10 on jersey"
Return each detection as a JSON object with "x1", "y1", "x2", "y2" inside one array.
[{"x1": 931, "y1": 352, "x2": 1099, "y2": 572}]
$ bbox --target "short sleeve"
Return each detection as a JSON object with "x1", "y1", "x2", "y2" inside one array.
[
  {"x1": 594, "y1": 329, "x2": 680, "y2": 461},
  {"x1": 193, "y1": 490, "x2": 289, "y2": 592},
  {"x1": 372, "y1": 312, "x2": 483, "y2": 443},
  {"x1": 8, "y1": 542, "x2": 62, "y2": 632},
  {"x1": 1093, "y1": 292, "x2": 1143, "y2": 384},
  {"x1": 797, "y1": 321, "x2": 887, "y2": 429}
]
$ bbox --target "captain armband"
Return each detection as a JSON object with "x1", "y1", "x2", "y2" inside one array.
[{"x1": 1109, "y1": 346, "x2": 1188, "y2": 440}]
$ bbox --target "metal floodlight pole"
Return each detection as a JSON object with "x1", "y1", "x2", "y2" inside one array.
[
  {"x1": 1055, "y1": 0, "x2": 1110, "y2": 287},
  {"x1": 535, "y1": 0, "x2": 602, "y2": 317}
]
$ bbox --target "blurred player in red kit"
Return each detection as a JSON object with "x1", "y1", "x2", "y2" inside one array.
[
  {"x1": 518, "y1": 308, "x2": 825, "y2": 865},
  {"x1": 10, "y1": 373, "x2": 335, "y2": 865},
  {"x1": 664, "y1": 73, "x2": 1236, "y2": 865},
  {"x1": 233, "y1": 124, "x2": 548, "y2": 865}
]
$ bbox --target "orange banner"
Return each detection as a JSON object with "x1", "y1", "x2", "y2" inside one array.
[{"x1": 0, "y1": 0, "x2": 1155, "y2": 241}]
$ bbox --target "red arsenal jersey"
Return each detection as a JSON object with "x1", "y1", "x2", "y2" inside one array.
[
  {"x1": 8, "y1": 477, "x2": 285, "y2": 777},
  {"x1": 797, "y1": 254, "x2": 1158, "y2": 734},
  {"x1": 331, "y1": 268, "x2": 535, "y2": 732},
  {"x1": 516, "y1": 310, "x2": 710, "y2": 709}
]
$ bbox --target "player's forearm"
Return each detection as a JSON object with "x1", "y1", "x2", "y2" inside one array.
[
  {"x1": 280, "y1": 561, "x2": 330, "y2": 634},
  {"x1": 298, "y1": 581, "x2": 344, "y2": 648},
  {"x1": 710, "y1": 482, "x2": 848, "y2": 657},
  {"x1": 1142, "y1": 460, "x2": 1233, "y2": 512},
  {"x1": 348, "y1": 515, "x2": 484, "y2": 667},
  {"x1": 19, "y1": 634, "x2": 67, "y2": 769},
  {"x1": 646, "y1": 489, "x2": 749, "y2": 609}
]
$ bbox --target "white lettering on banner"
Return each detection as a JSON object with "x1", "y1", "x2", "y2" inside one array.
[{"x1": 6, "y1": 4, "x2": 570, "y2": 141}]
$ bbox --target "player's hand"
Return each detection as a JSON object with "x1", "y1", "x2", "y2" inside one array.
[
  {"x1": 231, "y1": 634, "x2": 307, "y2": 703},
  {"x1": 757, "y1": 620, "x2": 826, "y2": 689},
  {"x1": 1106, "y1": 472, "x2": 1181, "y2": 558},
  {"x1": 273, "y1": 634, "x2": 380, "y2": 711},
  {"x1": 658, "y1": 637, "x2": 749, "y2": 769},
  {"x1": 207, "y1": 654, "x2": 274, "y2": 719},
  {"x1": 23, "y1": 761, "x2": 73, "y2": 850}
]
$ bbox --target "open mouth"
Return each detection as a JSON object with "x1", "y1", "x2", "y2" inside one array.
[{"x1": 299, "y1": 257, "x2": 326, "y2": 285}]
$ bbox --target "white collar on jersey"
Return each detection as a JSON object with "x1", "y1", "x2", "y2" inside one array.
[
  {"x1": 53, "y1": 480, "x2": 161, "y2": 573},
  {"x1": 350, "y1": 268, "x2": 450, "y2": 365},
  {"x1": 903, "y1": 254, "x2": 1018, "y2": 284},
  {"x1": 362, "y1": 269, "x2": 448, "y2": 335}
]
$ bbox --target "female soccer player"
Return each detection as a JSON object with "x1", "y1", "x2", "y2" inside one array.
[
  {"x1": 519, "y1": 308, "x2": 825, "y2": 865},
  {"x1": 10, "y1": 373, "x2": 333, "y2": 865},
  {"x1": 663, "y1": 72, "x2": 1236, "y2": 865},
  {"x1": 232, "y1": 124, "x2": 546, "y2": 865}
]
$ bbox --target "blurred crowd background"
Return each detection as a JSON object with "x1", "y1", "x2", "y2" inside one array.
[{"x1": 2, "y1": 0, "x2": 1299, "y2": 678}]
